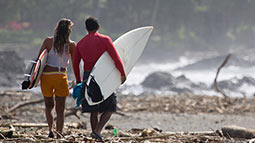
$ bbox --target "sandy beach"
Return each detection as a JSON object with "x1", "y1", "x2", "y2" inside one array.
[{"x1": 1, "y1": 90, "x2": 255, "y2": 142}]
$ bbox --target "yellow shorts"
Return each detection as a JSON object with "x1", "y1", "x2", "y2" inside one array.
[{"x1": 40, "y1": 72, "x2": 69, "y2": 97}]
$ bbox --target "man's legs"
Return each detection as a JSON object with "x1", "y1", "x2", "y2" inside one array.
[
  {"x1": 90, "y1": 112, "x2": 99, "y2": 131},
  {"x1": 92, "y1": 111, "x2": 113, "y2": 135}
]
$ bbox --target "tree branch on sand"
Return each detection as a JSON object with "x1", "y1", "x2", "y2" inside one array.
[
  {"x1": 7, "y1": 99, "x2": 44, "y2": 113},
  {"x1": 61, "y1": 107, "x2": 130, "y2": 121},
  {"x1": 214, "y1": 54, "x2": 231, "y2": 99}
]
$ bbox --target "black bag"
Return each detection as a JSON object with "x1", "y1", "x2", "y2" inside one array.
[{"x1": 87, "y1": 76, "x2": 103, "y2": 102}]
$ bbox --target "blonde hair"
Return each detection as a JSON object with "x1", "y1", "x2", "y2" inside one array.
[{"x1": 53, "y1": 18, "x2": 73, "y2": 55}]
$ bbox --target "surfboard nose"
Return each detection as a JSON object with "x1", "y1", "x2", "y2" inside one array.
[
  {"x1": 144, "y1": 26, "x2": 154, "y2": 31},
  {"x1": 144, "y1": 26, "x2": 153, "y2": 35},
  {"x1": 137, "y1": 26, "x2": 154, "y2": 33},
  {"x1": 137, "y1": 26, "x2": 154, "y2": 39}
]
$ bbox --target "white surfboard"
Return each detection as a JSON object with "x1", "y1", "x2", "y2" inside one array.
[{"x1": 85, "y1": 26, "x2": 153, "y2": 105}]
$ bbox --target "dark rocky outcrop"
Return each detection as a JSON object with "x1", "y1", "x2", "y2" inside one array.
[
  {"x1": 141, "y1": 71, "x2": 207, "y2": 94},
  {"x1": 0, "y1": 51, "x2": 25, "y2": 87},
  {"x1": 140, "y1": 71, "x2": 255, "y2": 96},
  {"x1": 141, "y1": 72, "x2": 176, "y2": 89},
  {"x1": 210, "y1": 76, "x2": 255, "y2": 91}
]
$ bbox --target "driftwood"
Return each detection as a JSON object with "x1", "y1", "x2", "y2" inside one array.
[
  {"x1": 1, "y1": 122, "x2": 86, "y2": 130},
  {"x1": 0, "y1": 125, "x2": 15, "y2": 139},
  {"x1": 118, "y1": 131, "x2": 217, "y2": 141},
  {"x1": 63, "y1": 107, "x2": 129, "y2": 120},
  {"x1": 63, "y1": 107, "x2": 82, "y2": 120},
  {"x1": 114, "y1": 111, "x2": 130, "y2": 117},
  {"x1": 222, "y1": 125, "x2": 255, "y2": 139},
  {"x1": 214, "y1": 54, "x2": 231, "y2": 98},
  {"x1": 11, "y1": 123, "x2": 48, "y2": 128},
  {"x1": 0, "y1": 123, "x2": 249, "y2": 142},
  {"x1": 7, "y1": 98, "x2": 44, "y2": 113}
]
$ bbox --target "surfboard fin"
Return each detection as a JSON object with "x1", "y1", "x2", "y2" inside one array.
[
  {"x1": 30, "y1": 60, "x2": 37, "y2": 63},
  {"x1": 24, "y1": 74, "x2": 31, "y2": 77}
]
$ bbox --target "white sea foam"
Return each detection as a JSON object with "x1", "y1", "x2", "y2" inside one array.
[
  {"x1": 123, "y1": 57, "x2": 255, "y2": 97},
  {"x1": 126, "y1": 56, "x2": 196, "y2": 85}
]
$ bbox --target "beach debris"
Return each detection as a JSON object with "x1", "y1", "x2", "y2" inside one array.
[
  {"x1": 214, "y1": 54, "x2": 231, "y2": 98},
  {"x1": 7, "y1": 98, "x2": 44, "y2": 113},
  {"x1": 118, "y1": 94, "x2": 255, "y2": 114},
  {"x1": 249, "y1": 138, "x2": 255, "y2": 143},
  {"x1": 65, "y1": 122, "x2": 87, "y2": 129},
  {"x1": 0, "y1": 125, "x2": 15, "y2": 139},
  {"x1": 221, "y1": 125, "x2": 255, "y2": 139},
  {"x1": 1, "y1": 90, "x2": 255, "y2": 142},
  {"x1": 60, "y1": 107, "x2": 82, "y2": 120},
  {"x1": 140, "y1": 128, "x2": 158, "y2": 137}
]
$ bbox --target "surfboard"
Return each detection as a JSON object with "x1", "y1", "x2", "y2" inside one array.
[
  {"x1": 84, "y1": 26, "x2": 153, "y2": 105},
  {"x1": 22, "y1": 49, "x2": 48, "y2": 89}
]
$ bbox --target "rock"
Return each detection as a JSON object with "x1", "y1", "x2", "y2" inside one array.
[
  {"x1": 141, "y1": 72, "x2": 176, "y2": 89},
  {"x1": 210, "y1": 76, "x2": 255, "y2": 90},
  {"x1": 239, "y1": 76, "x2": 255, "y2": 85},
  {"x1": 0, "y1": 51, "x2": 25, "y2": 74},
  {"x1": 141, "y1": 71, "x2": 207, "y2": 94},
  {"x1": 214, "y1": 78, "x2": 240, "y2": 90},
  {"x1": 176, "y1": 75, "x2": 207, "y2": 89},
  {"x1": 221, "y1": 125, "x2": 255, "y2": 139},
  {"x1": 0, "y1": 50, "x2": 25, "y2": 87}
]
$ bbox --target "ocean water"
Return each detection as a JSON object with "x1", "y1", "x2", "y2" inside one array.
[
  {"x1": 125, "y1": 56, "x2": 196, "y2": 85},
  {"x1": 123, "y1": 57, "x2": 255, "y2": 97}
]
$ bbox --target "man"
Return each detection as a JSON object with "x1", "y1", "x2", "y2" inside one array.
[{"x1": 73, "y1": 17, "x2": 126, "y2": 141}]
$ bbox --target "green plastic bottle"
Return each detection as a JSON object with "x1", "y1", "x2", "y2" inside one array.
[{"x1": 113, "y1": 128, "x2": 118, "y2": 137}]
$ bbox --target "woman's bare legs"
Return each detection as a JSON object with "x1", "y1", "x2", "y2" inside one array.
[
  {"x1": 44, "y1": 96, "x2": 54, "y2": 133},
  {"x1": 55, "y1": 96, "x2": 66, "y2": 137}
]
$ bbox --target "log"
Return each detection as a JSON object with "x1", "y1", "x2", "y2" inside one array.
[
  {"x1": 119, "y1": 131, "x2": 216, "y2": 141},
  {"x1": 12, "y1": 123, "x2": 48, "y2": 128},
  {"x1": 214, "y1": 54, "x2": 231, "y2": 98},
  {"x1": 2, "y1": 122, "x2": 86, "y2": 129},
  {"x1": 7, "y1": 98, "x2": 44, "y2": 113},
  {"x1": 63, "y1": 107, "x2": 82, "y2": 120},
  {"x1": 221, "y1": 125, "x2": 255, "y2": 139},
  {"x1": 114, "y1": 111, "x2": 130, "y2": 117},
  {"x1": 0, "y1": 125, "x2": 15, "y2": 139}
]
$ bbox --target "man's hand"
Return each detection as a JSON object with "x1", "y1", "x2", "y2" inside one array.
[
  {"x1": 76, "y1": 81, "x2": 81, "y2": 85},
  {"x1": 121, "y1": 75, "x2": 126, "y2": 84}
]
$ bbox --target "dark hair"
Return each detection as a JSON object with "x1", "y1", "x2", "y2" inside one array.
[
  {"x1": 85, "y1": 17, "x2": 100, "y2": 32},
  {"x1": 54, "y1": 18, "x2": 73, "y2": 55}
]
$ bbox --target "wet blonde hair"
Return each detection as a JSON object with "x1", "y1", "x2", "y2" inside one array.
[{"x1": 53, "y1": 18, "x2": 73, "y2": 55}]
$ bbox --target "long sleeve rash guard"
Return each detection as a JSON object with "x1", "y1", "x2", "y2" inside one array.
[{"x1": 73, "y1": 32, "x2": 125, "y2": 82}]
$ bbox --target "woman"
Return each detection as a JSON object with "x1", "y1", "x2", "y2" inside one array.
[{"x1": 37, "y1": 18, "x2": 76, "y2": 138}]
